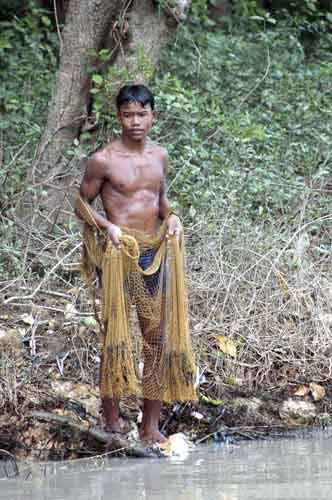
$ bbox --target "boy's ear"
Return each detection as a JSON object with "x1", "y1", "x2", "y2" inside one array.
[{"x1": 152, "y1": 110, "x2": 157, "y2": 120}]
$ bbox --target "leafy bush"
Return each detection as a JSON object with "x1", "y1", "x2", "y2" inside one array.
[
  {"x1": 82, "y1": 2, "x2": 332, "y2": 224},
  {"x1": 0, "y1": 5, "x2": 58, "y2": 206},
  {"x1": 1, "y1": 1, "x2": 332, "y2": 231},
  {"x1": 149, "y1": 21, "x2": 332, "y2": 224}
]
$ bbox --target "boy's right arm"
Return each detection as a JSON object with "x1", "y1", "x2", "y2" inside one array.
[{"x1": 75, "y1": 154, "x2": 122, "y2": 249}]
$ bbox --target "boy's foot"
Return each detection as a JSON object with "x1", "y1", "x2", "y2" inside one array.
[
  {"x1": 140, "y1": 399, "x2": 166, "y2": 443},
  {"x1": 139, "y1": 428, "x2": 168, "y2": 444},
  {"x1": 104, "y1": 416, "x2": 127, "y2": 433}
]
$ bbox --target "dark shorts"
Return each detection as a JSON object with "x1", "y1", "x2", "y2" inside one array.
[
  {"x1": 139, "y1": 248, "x2": 167, "y2": 296},
  {"x1": 96, "y1": 248, "x2": 167, "y2": 296}
]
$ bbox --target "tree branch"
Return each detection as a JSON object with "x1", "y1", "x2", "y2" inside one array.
[{"x1": 30, "y1": 411, "x2": 159, "y2": 458}]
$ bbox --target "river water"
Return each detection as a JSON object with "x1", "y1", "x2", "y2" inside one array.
[{"x1": 2, "y1": 431, "x2": 332, "y2": 500}]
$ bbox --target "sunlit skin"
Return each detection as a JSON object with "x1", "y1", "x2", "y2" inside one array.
[{"x1": 76, "y1": 101, "x2": 182, "y2": 443}]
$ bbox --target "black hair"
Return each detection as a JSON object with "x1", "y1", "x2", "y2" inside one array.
[{"x1": 116, "y1": 84, "x2": 155, "y2": 110}]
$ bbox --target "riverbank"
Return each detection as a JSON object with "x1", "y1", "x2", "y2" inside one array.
[
  {"x1": 1, "y1": 286, "x2": 331, "y2": 462},
  {"x1": 2, "y1": 216, "x2": 332, "y2": 461},
  {"x1": 1, "y1": 379, "x2": 330, "y2": 463}
]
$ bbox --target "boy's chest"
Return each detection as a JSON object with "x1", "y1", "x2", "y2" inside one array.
[{"x1": 106, "y1": 156, "x2": 163, "y2": 192}]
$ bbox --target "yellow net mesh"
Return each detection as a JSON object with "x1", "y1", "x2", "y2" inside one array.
[{"x1": 77, "y1": 196, "x2": 197, "y2": 402}]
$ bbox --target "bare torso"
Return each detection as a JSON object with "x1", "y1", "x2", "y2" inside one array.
[
  {"x1": 100, "y1": 139, "x2": 165, "y2": 232},
  {"x1": 79, "y1": 138, "x2": 169, "y2": 234}
]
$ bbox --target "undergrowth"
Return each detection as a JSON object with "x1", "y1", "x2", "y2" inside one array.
[{"x1": 1, "y1": 3, "x2": 332, "y2": 441}]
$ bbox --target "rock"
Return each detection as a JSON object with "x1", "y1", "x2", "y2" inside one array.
[
  {"x1": 51, "y1": 381, "x2": 99, "y2": 417},
  {"x1": 279, "y1": 398, "x2": 316, "y2": 424},
  {"x1": 233, "y1": 397, "x2": 262, "y2": 411},
  {"x1": 309, "y1": 383, "x2": 325, "y2": 402},
  {"x1": 20, "y1": 313, "x2": 34, "y2": 326},
  {"x1": 293, "y1": 385, "x2": 310, "y2": 397},
  {"x1": 190, "y1": 411, "x2": 204, "y2": 420},
  {"x1": 0, "y1": 329, "x2": 23, "y2": 353},
  {"x1": 83, "y1": 316, "x2": 99, "y2": 330},
  {"x1": 232, "y1": 397, "x2": 268, "y2": 425}
]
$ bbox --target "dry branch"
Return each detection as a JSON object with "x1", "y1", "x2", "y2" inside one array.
[{"x1": 30, "y1": 411, "x2": 156, "y2": 458}]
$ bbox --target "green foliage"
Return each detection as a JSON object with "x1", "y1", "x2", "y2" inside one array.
[
  {"x1": 150, "y1": 23, "x2": 332, "y2": 222},
  {"x1": 78, "y1": 11, "x2": 332, "y2": 225},
  {"x1": 232, "y1": 0, "x2": 332, "y2": 34},
  {"x1": 233, "y1": 0, "x2": 266, "y2": 18},
  {"x1": 1, "y1": 0, "x2": 332, "y2": 239},
  {"x1": 0, "y1": 3, "x2": 58, "y2": 206},
  {"x1": 0, "y1": 2, "x2": 58, "y2": 277}
]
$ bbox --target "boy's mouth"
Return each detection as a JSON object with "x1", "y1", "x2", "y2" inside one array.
[{"x1": 130, "y1": 130, "x2": 145, "y2": 137}]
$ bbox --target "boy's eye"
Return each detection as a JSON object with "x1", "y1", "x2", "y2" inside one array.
[{"x1": 122, "y1": 112, "x2": 147, "y2": 118}]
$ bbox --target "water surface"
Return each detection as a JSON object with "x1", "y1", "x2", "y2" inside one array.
[{"x1": 2, "y1": 431, "x2": 332, "y2": 500}]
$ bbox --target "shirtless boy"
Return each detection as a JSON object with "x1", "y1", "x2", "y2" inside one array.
[{"x1": 76, "y1": 85, "x2": 182, "y2": 443}]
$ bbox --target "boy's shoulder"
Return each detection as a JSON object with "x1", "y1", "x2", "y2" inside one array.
[
  {"x1": 89, "y1": 140, "x2": 121, "y2": 162},
  {"x1": 147, "y1": 141, "x2": 169, "y2": 161},
  {"x1": 89, "y1": 139, "x2": 169, "y2": 164}
]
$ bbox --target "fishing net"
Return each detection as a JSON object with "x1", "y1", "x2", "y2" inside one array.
[{"x1": 77, "y1": 196, "x2": 197, "y2": 402}]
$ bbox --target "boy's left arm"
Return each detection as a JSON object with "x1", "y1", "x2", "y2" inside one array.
[{"x1": 159, "y1": 150, "x2": 182, "y2": 239}]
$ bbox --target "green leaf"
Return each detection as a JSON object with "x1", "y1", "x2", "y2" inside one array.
[
  {"x1": 265, "y1": 15, "x2": 276, "y2": 25},
  {"x1": 92, "y1": 74, "x2": 103, "y2": 85},
  {"x1": 41, "y1": 15, "x2": 51, "y2": 27},
  {"x1": 0, "y1": 40, "x2": 12, "y2": 49},
  {"x1": 224, "y1": 376, "x2": 242, "y2": 386},
  {"x1": 216, "y1": 335, "x2": 237, "y2": 357},
  {"x1": 201, "y1": 395, "x2": 224, "y2": 406},
  {"x1": 99, "y1": 49, "x2": 110, "y2": 61},
  {"x1": 248, "y1": 16, "x2": 265, "y2": 22}
]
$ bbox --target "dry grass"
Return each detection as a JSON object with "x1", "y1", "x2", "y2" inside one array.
[
  {"x1": 187, "y1": 213, "x2": 332, "y2": 396},
  {"x1": 1, "y1": 210, "x2": 332, "y2": 412}
]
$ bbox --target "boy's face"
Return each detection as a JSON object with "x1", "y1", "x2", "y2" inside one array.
[{"x1": 117, "y1": 101, "x2": 155, "y2": 141}]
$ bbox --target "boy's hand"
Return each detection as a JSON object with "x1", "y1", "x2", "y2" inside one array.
[
  {"x1": 166, "y1": 214, "x2": 182, "y2": 240},
  {"x1": 106, "y1": 223, "x2": 122, "y2": 249}
]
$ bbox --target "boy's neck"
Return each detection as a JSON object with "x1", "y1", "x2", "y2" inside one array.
[{"x1": 121, "y1": 134, "x2": 148, "y2": 153}]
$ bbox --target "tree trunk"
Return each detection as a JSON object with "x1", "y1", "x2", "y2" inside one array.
[
  {"x1": 113, "y1": 0, "x2": 177, "y2": 80},
  {"x1": 22, "y1": 0, "x2": 190, "y2": 227},
  {"x1": 30, "y1": 0, "x2": 123, "y2": 184},
  {"x1": 20, "y1": 0, "x2": 124, "y2": 223}
]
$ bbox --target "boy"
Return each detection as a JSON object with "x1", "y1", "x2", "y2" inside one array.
[{"x1": 76, "y1": 85, "x2": 195, "y2": 443}]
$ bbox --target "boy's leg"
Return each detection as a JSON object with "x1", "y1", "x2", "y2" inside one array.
[
  {"x1": 102, "y1": 397, "x2": 121, "y2": 432},
  {"x1": 100, "y1": 277, "x2": 131, "y2": 434},
  {"x1": 138, "y1": 292, "x2": 167, "y2": 442},
  {"x1": 137, "y1": 249, "x2": 167, "y2": 443},
  {"x1": 140, "y1": 399, "x2": 165, "y2": 442},
  {"x1": 139, "y1": 321, "x2": 167, "y2": 443}
]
